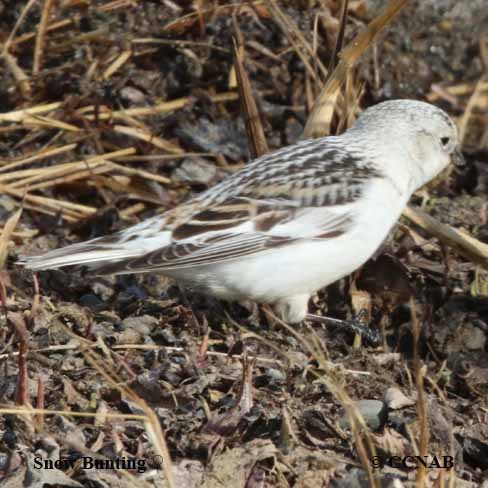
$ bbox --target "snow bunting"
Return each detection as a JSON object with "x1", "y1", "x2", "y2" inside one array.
[{"x1": 20, "y1": 100, "x2": 461, "y2": 324}]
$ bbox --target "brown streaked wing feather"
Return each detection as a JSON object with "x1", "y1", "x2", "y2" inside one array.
[
  {"x1": 92, "y1": 233, "x2": 296, "y2": 274},
  {"x1": 91, "y1": 209, "x2": 352, "y2": 276},
  {"x1": 171, "y1": 197, "x2": 251, "y2": 240},
  {"x1": 167, "y1": 147, "x2": 380, "y2": 241},
  {"x1": 253, "y1": 209, "x2": 294, "y2": 232},
  {"x1": 92, "y1": 145, "x2": 376, "y2": 275},
  {"x1": 171, "y1": 196, "x2": 297, "y2": 241}
]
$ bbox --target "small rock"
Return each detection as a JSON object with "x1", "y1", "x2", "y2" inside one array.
[
  {"x1": 175, "y1": 118, "x2": 248, "y2": 161},
  {"x1": 384, "y1": 387, "x2": 415, "y2": 410},
  {"x1": 121, "y1": 315, "x2": 159, "y2": 335},
  {"x1": 117, "y1": 327, "x2": 143, "y2": 344},
  {"x1": 91, "y1": 280, "x2": 114, "y2": 301},
  {"x1": 372, "y1": 352, "x2": 402, "y2": 366},
  {"x1": 0, "y1": 195, "x2": 17, "y2": 218},
  {"x1": 172, "y1": 158, "x2": 218, "y2": 185},
  {"x1": 0, "y1": 452, "x2": 9, "y2": 471},
  {"x1": 79, "y1": 294, "x2": 104, "y2": 308},
  {"x1": 340, "y1": 399, "x2": 388, "y2": 431},
  {"x1": 463, "y1": 435, "x2": 488, "y2": 470},
  {"x1": 461, "y1": 323, "x2": 486, "y2": 350},
  {"x1": 117, "y1": 286, "x2": 147, "y2": 307},
  {"x1": 285, "y1": 117, "x2": 303, "y2": 145},
  {"x1": 120, "y1": 86, "x2": 146, "y2": 105},
  {"x1": 265, "y1": 367, "x2": 286, "y2": 382}
]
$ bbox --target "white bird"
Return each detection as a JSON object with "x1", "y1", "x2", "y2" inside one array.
[{"x1": 20, "y1": 100, "x2": 461, "y2": 324}]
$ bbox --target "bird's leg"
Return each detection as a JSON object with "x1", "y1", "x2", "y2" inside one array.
[
  {"x1": 275, "y1": 295, "x2": 310, "y2": 324},
  {"x1": 274, "y1": 296, "x2": 382, "y2": 345},
  {"x1": 306, "y1": 312, "x2": 382, "y2": 346}
]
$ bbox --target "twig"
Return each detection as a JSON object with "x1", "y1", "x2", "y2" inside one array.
[
  {"x1": 304, "y1": 0, "x2": 409, "y2": 138},
  {"x1": 0, "y1": 208, "x2": 23, "y2": 268},
  {"x1": 102, "y1": 49, "x2": 132, "y2": 80},
  {"x1": 410, "y1": 299, "x2": 428, "y2": 487},
  {"x1": 267, "y1": 0, "x2": 327, "y2": 86},
  {"x1": 2, "y1": 0, "x2": 38, "y2": 53},
  {"x1": 232, "y1": 34, "x2": 268, "y2": 158},
  {"x1": 0, "y1": 143, "x2": 78, "y2": 172},
  {"x1": 113, "y1": 125, "x2": 183, "y2": 154},
  {"x1": 33, "y1": 0, "x2": 54, "y2": 74},
  {"x1": 2, "y1": 52, "x2": 31, "y2": 99},
  {"x1": 402, "y1": 206, "x2": 488, "y2": 270},
  {"x1": 458, "y1": 76, "x2": 487, "y2": 146}
]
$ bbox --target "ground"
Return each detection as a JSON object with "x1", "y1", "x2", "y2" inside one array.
[{"x1": 0, "y1": 1, "x2": 488, "y2": 487}]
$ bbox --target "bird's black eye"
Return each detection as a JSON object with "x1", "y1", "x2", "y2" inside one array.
[{"x1": 441, "y1": 136, "x2": 450, "y2": 147}]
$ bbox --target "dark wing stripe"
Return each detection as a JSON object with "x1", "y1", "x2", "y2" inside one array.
[
  {"x1": 172, "y1": 196, "x2": 298, "y2": 240},
  {"x1": 119, "y1": 237, "x2": 291, "y2": 271},
  {"x1": 192, "y1": 207, "x2": 249, "y2": 221},
  {"x1": 173, "y1": 222, "x2": 238, "y2": 240},
  {"x1": 93, "y1": 233, "x2": 298, "y2": 274},
  {"x1": 316, "y1": 229, "x2": 346, "y2": 239},
  {"x1": 254, "y1": 210, "x2": 293, "y2": 232},
  {"x1": 172, "y1": 198, "x2": 252, "y2": 240}
]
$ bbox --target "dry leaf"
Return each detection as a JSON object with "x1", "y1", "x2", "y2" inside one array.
[{"x1": 0, "y1": 207, "x2": 22, "y2": 268}]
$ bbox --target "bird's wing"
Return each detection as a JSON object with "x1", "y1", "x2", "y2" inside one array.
[
  {"x1": 92, "y1": 139, "x2": 382, "y2": 274},
  {"x1": 94, "y1": 196, "x2": 355, "y2": 274},
  {"x1": 21, "y1": 137, "x2": 382, "y2": 273}
]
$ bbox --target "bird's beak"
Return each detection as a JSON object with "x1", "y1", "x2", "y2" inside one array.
[{"x1": 452, "y1": 148, "x2": 465, "y2": 167}]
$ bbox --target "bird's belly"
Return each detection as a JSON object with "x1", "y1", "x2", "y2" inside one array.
[
  {"x1": 214, "y1": 239, "x2": 370, "y2": 302},
  {"x1": 169, "y1": 232, "x2": 380, "y2": 303}
]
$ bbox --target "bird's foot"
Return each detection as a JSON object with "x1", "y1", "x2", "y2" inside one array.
[{"x1": 306, "y1": 312, "x2": 382, "y2": 346}]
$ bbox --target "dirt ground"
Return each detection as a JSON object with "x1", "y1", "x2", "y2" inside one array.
[{"x1": 1, "y1": 1, "x2": 488, "y2": 487}]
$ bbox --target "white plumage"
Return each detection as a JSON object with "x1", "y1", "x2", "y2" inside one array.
[{"x1": 19, "y1": 100, "x2": 460, "y2": 323}]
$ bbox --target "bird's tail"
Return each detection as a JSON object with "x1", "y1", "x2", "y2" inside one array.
[
  {"x1": 19, "y1": 238, "x2": 141, "y2": 271},
  {"x1": 18, "y1": 218, "x2": 170, "y2": 272}
]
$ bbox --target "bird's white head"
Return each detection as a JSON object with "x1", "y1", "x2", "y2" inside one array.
[{"x1": 349, "y1": 99, "x2": 461, "y2": 192}]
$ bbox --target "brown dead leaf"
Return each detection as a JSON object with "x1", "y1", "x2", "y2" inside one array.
[
  {"x1": 205, "y1": 355, "x2": 255, "y2": 436},
  {"x1": 372, "y1": 427, "x2": 410, "y2": 458},
  {"x1": 356, "y1": 253, "x2": 414, "y2": 306},
  {"x1": 207, "y1": 439, "x2": 277, "y2": 487}
]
